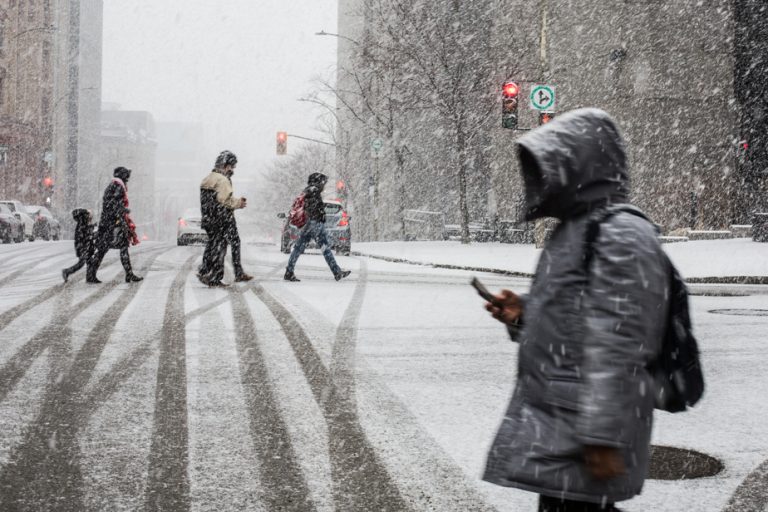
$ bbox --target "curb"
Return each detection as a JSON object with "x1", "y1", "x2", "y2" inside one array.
[{"x1": 352, "y1": 252, "x2": 768, "y2": 285}]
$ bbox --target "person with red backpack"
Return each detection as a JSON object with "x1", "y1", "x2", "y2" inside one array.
[{"x1": 284, "y1": 173, "x2": 351, "y2": 282}]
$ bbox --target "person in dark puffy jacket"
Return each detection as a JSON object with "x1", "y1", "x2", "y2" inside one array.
[
  {"x1": 62, "y1": 208, "x2": 96, "y2": 282},
  {"x1": 86, "y1": 167, "x2": 143, "y2": 284},
  {"x1": 482, "y1": 108, "x2": 670, "y2": 512},
  {"x1": 283, "y1": 172, "x2": 350, "y2": 282}
]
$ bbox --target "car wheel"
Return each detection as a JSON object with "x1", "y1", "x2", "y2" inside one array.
[
  {"x1": 177, "y1": 239, "x2": 185, "y2": 246},
  {"x1": 280, "y1": 237, "x2": 291, "y2": 254}
]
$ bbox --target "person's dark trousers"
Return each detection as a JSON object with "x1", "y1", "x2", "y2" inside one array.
[
  {"x1": 224, "y1": 225, "x2": 244, "y2": 277},
  {"x1": 200, "y1": 227, "x2": 227, "y2": 283},
  {"x1": 87, "y1": 235, "x2": 110, "y2": 281},
  {"x1": 286, "y1": 220, "x2": 341, "y2": 276},
  {"x1": 88, "y1": 240, "x2": 134, "y2": 280},
  {"x1": 63, "y1": 257, "x2": 87, "y2": 277},
  {"x1": 539, "y1": 496, "x2": 620, "y2": 512}
]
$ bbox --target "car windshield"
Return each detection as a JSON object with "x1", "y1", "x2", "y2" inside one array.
[
  {"x1": 25, "y1": 206, "x2": 39, "y2": 215},
  {"x1": 0, "y1": 204, "x2": 10, "y2": 214},
  {"x1": 0, "y1": 201, "x2": 16, "y2": 212},
  {"x1": 324, "y1": 203, "x2": 342, "y2": 215}
]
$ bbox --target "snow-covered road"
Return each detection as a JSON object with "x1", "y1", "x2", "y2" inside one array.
[{"x1": 0, "y1": 241, "x2": 766, "y2": 511}]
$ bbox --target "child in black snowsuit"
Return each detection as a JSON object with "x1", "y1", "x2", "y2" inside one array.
[{"x1": 62, "y1": 209, "x2": 96, "y2": 282}]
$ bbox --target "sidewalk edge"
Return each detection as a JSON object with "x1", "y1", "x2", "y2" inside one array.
[{"x1": 352, "y1": 252, "x2": 768, "y2": 285}]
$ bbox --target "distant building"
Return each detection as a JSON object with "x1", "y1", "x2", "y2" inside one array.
[
  {"x1": 0, "y1": 0, "x2": 57, "y2": 205},
  {"x1": 50, "y1": 0, "x2": 104, "y2": 228},
  {"x1": 336, "y1": 1, "x2": 765, "y2": 235},
  {"x1": 100, "y1": 106, "x2": 157, "y2": 239}
]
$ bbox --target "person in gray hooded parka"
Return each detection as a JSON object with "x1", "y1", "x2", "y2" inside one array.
[{"x1": 483, "y1": 108, "x2": 670, "y2": 511}]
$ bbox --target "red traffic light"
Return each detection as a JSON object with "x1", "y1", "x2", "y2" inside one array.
[
  {"x1": 502, "y1": 81, "x2": 519, "y2": 98},
  {"x1": 276, "y1": 132, "x2": 288, "y2": 155},
  {"x1": 42, "y1": 177, "x2": 54, "y2": 188},
  {"x1": 336, "y1": 180, "x2": 345, "y2": 191}
]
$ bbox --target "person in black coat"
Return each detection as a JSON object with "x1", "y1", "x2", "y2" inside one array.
[
  {"x1": 198, "y1": 150, "x2": 247, "y2": 287},
  {"x1": 283, "y1": 172, "x2": 351, "y2": 282},
  {"x1": 86, "y1": 167, "x2": 143, "y2": 284},
  {"x1": 61, "y1": 208, "x2": 96, "y2": 282}
]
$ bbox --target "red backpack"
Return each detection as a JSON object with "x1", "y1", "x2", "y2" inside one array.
[{"x1": 288, "y1": 193, "x2": 307, "y2": 228}]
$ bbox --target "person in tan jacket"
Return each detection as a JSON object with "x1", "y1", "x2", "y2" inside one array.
[{"x1": 198, "y1": 150, "x2": 247, "y2": 287}]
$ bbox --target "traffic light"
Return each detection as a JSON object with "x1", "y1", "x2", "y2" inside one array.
[
  {"x1": 539, "y1": 112, "x2": 556, "y2": 125},
  {"x1": 501, "y1": 81, "x2": 519, "y2": 130},
  {"x1": 336, "y1": 180, "x2": 348, "y2": 203},
  {"x1": 41, "y1": 176, "x2": 54, "y2": 204},
  {"x1": 276, "y1": 131, "x2": 288, "y2": 155}
]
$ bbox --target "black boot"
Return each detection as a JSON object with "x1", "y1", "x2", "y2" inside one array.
[
  {"x1": 334, "y1": 270, "x2": 351, "y2": 281},
  {"x1": 62, "y1": 269, "x2": 69, "y2": 283},
  {"x1": 284, "y1": 270, "x2": 300, "y2": 282},
  {"x1": 125, "y1": 273, "x2": 143, "y2": 283}
]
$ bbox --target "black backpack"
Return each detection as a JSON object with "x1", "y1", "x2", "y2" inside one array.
[{"x1": 584, "y1": 205, "x2": 705, "y2": 413}]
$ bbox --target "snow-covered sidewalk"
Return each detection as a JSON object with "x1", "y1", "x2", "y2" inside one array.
[{"x1": 353, "y1": 238, "x2": 768, "y2": 281}]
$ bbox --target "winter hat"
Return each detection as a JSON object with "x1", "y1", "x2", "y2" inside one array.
[
  {"x1": 113, "y1": 167, "x2": 132, "y2": 181},
  {"x1": 72, "y1": 208, "x2": 89, "y2": 222},
  {"x1": 308, "y1": 173, "x2": 328, "y2": 186},
  {"x1": 215, "y1": 150, "x2": 238, "y2": 168}
]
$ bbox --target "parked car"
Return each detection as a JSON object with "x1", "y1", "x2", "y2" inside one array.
[
  {"x1": 0, "y1": 200, "x2": 35, "y2": 241},
  {"x1": 177, "y1": 207, "x2": 208, "y2": 246},
  {"x1": 25, "y1": 205, "x2": 61, "y2": 241},
  {"x1": 0, "y1": 203, "x2": 24, "y2": 243},
  {"x1": 278, "y1": 199, "x2": 351, "y2": 255}
]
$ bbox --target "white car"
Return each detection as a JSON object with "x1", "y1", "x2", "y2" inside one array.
[
  {"x1": 0, "y1": 200, "x2": 35, "y2": 241},
  {"x1": 177, "y1": 208, "x2": 208, "y2": 246}
]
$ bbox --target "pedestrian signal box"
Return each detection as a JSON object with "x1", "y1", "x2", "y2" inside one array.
[{"x1": 539, "y1": 112, "x2": 556, "y2": 125}]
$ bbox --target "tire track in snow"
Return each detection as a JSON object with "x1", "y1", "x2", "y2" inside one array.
[
  {"x1": 81, "y1": 261, "x2": 285, "y2": 423},
  {"x1": 228, "y1": 288, "x2": 316, "y2": 511},
  {"x1": 0, "y1": 244, "x2": 61, "y2": 267},
  {"x1": 0, "y1": 247, "x2": 171, "y2": 405},
  {"x1": 723, "y1": 460, "x2": 768, "y2": 512},
  {"x1": 253, "y1": 260, "x2": 411, "y2": 512},
  {"x1": 0, "y1": 245, "x2": 167, "y2": 333},
  {"x1": 0, "y1": 248, "x2": 169, "y2": 511},
  {"x1": 268, "y1": 262, "x2": 501, "y2": 512},
  {"x1": 143, "y1": 256, "x2": 197, "y2": 512}
]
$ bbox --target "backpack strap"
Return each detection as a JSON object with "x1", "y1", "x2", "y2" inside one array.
[{"x1": 583, "y1": 204, "x2": 653, "y2": 271}]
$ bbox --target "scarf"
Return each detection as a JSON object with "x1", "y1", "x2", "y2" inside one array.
[{"x1": 112, "y1": 178, "x2": 140, "y2": 246}]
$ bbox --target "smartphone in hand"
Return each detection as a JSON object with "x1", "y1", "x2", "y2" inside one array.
[{"x1": 471, "y1": 277, "x2": 496, "y2": 303}]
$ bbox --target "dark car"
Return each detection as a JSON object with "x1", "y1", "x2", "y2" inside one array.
[
  {"x1": 26, "y1": 205, "x2": 61, "y2": 241},
  {"x1": 0, "y1": 203, "x2": 24, "y2": 243},
  {"x1": 278, "y1": 199, "x2": 351, "y2": 255},
  {"x1": 176, "y1": 207, "x2": 208, "y2": 246}
]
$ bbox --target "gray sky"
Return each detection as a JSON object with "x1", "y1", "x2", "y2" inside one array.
[{"x1": 102, "y1": 1, "x2": 338, "y2": 178}]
